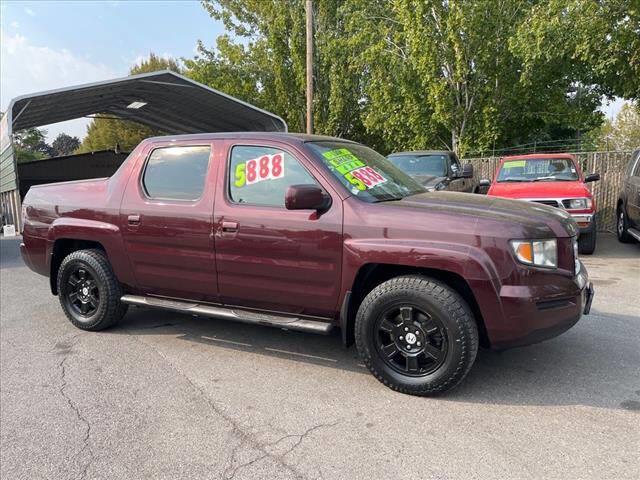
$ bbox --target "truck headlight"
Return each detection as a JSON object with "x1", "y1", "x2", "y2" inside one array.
[
  {"x1": 566, "y1": 198, "x2": 592, "y2": 210},
  {"x1": 573, "y1": 238, "x2": 581, "y2": 274},
  {"x1": 510, "y1": 239, "x2": 558, "y2": 268}
]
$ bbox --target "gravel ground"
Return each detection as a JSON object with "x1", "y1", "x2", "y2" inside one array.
[{"x1": 1, "y1": 233, "x2": 639, "y2": 480}]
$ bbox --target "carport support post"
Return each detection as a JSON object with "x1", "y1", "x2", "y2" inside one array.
[{"x1": 306, "y1": 0, "x2": 313, "y2": 135}]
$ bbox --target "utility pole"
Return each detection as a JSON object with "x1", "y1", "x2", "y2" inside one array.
[{"x1": 306, "y1": 0, "x2": 313, "y2": 135}]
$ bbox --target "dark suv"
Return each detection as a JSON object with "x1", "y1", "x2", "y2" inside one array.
[
  {"x1": 387, "y1": 150, "x2": 478, "y2": 193},
  {"x1": 617, "y1": 149, "x2": 640, "y2": 243}
]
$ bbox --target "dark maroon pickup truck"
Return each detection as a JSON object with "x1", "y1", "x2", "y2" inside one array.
[{"x1": 21, "y1": 133, "x2": 594, "y2": 395}]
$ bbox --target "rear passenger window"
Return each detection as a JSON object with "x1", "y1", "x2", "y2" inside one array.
[
  {"x1": 143, "y1": 146, "x2": 210, "y2": 201},
  {"x1": 229, "y1": 145, "x2": 318, "y2": 207}
]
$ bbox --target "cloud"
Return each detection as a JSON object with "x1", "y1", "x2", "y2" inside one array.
[
  {"x1": 24, "y1": 7, "x2": 35, "y2": 16},
  {"x1": 1, "y1": 29, "x2": 118, "y2": 139},
  {"x1": 10, "y1": 21, "x2": 19, "y2": 29}
]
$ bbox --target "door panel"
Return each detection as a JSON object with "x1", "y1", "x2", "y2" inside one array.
[
  {"x1": 120, "y1": 143, "x2": 218, "y2": 302},
  {"x1": 214, "y1": 143, "x2": 342, "y2": 317}
]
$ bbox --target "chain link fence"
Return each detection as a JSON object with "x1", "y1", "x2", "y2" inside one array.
[{"x1": 463, "y1": 151, "x2": 633, "y2": 232}]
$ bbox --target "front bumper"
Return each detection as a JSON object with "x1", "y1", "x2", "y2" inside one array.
[
  {"x1": 569, "y1": 213, "x2": 596, "y2": 235},
  {"x1": 491, "y1": 262, "x2": 594, "y2": 349}
]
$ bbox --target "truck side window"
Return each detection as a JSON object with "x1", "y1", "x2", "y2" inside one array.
[
  {"x1": 142, "y1": 146, "x2": 211, "y2": 201},
  {"x1": 229, "y1": 145, "x2": 318, "y2": 207}
]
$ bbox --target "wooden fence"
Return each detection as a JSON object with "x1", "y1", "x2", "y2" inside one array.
[{"x1": 463, "y1": 151, "x2": 633, "y2": 232}]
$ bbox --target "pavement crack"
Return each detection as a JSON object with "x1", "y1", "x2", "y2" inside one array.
[
  {"x1": 124, "y1": 329, "x2": 339, "y2": 480},
  {"x1": 222, "y1": 421, "x2": 339, "y2": 480},
  {"x1": 55, "y1": 335, "x2": 94, "y2": 480}
]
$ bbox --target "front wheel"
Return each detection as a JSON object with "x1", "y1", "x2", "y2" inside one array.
[
  {"x1": 577, "y1": 216, "x2": 597, "y2": 255},
  {"x1": 57, "y1": 249, "x2": 128, "y2": 331},
  {"x1": 355, "y1": 275, "x2": 478, "y2": 396}
]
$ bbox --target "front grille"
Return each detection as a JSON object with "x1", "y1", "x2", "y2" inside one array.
[{"x1": 531, "y1": 199, "x2": 560, "y2": 208}]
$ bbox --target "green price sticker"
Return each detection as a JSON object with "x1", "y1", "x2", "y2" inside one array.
[
  {"x1": 503, "y1": 160, "x2": 525, "y2": 168},
  {"x1": 322, "y1": 149, "x2": 367, "y2": 190},
  {"x1": 234, "y1": 162, "x2": 246, "y2": 187}
]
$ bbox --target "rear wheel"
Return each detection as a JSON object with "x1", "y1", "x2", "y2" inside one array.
[
  {"x1": 57, "y1": 249, "x2": 127, "y2": 331},
  {"x1": 617, "y1": 207, "x2": 634, "y2": 243},
  {"x1": 355, "y1": 275, "x2": 478, "y2": 396}
]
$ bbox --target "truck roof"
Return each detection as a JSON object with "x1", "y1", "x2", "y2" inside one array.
[
  {"x1": 501, "y1": 153, "x2": 576, "y2": 160},
  {"x1": 144, "y1": 132, "x2": 357, "y2": 144},
  {"x1": 389, "y1": 150, "x2": 454, "y2": 156}
]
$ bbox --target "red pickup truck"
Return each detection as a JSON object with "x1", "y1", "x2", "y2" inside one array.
[
  {"x1": 485, "y1": 154, "x2": 600, "y2": 254},
  {"x1": 20, "y1": 133, "x2": 594, "y2": 395}
]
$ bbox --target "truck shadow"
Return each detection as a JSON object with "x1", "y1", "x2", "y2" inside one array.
[{"x1": 112, "y1": 306, "x2": 640, "y2": 411}]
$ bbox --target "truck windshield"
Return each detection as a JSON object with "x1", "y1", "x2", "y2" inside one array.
[
  {"x1": 307, "y1": 141, "x2": 426, "y2": 202},
  {"x1": 387, "y1": 154, "x2": 447, "y2": 177},
  {"x1": 497, "y1": 158, "x2": 579, "y2": 182}
]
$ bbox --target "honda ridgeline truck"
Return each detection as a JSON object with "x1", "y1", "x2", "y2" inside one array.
[{"x1": 20, "y1": 133, "x2": 594, "y2": 395}]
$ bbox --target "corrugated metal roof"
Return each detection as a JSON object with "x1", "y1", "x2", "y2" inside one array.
[{"x1": 6, "y1": 70, "x2": 287, "y2": 135}]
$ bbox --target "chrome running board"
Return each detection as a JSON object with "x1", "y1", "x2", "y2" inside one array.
[
  {"x1": 628, "y1": 228, "x2": 640, "y2": 242},
  {"x1": 120, "y1": 294, "x2": 333, "y2": 335}
]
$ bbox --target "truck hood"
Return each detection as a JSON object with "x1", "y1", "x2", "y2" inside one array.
[
  {"x1": 385, "y1": 191, "x2": 578, "y2": 238},
  {"x1": 488, "y1": 180, "x2": 590, "y2": 199},
  {"x1": 413, "y1": 175, "x2": 446, "y2": 189}
]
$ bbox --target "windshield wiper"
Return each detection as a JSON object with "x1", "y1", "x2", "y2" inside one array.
[
  {"x1": 373, "y1": 195, "x2": 404, "y2": 203},
  {"x1": 532, "y1": 176, "x2": 573, "y2": 182},
  {"x1": 497, "y1": 178, "x2": 527, "y2": 182}
]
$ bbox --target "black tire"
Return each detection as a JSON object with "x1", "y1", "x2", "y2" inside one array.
[
  {"x1": 355, "y1": 275, "x2": 478, "y2": 396},
  {"x1": 617, "y1": 206, "x2": 634, "y2": 243},
  {"x1": 578, "y1": 217, "x2": 598, "y2": 255},
  {"x1": 57, "y1": 249, "x2": 127, "y2": 331}
]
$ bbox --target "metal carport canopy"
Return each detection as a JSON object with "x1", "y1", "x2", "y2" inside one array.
[{"x1": 6, "y1": 70, "x2": 287, "y2": 136}]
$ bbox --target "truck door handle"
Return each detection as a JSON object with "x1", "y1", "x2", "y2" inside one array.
[
  {"x1": 128, "y1": 214, "x2": 141, "y2": 225},
  {"x1": 222, "y1": 221, "x2": 239, "y2": 233}
]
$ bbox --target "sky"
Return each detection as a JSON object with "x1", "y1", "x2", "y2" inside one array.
[
  {"x1": 0, "y1": 0, "x2": 627, "y2": 143},
  {"x1": 0, "y1": 0, "x2": 225, "y2": 140}
]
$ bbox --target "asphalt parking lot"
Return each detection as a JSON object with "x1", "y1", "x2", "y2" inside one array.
[{"x1": 1, "y1": 234, "x2": 639, "y2": 480}]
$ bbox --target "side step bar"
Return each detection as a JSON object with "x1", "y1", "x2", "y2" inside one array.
[
  {"x1": 628, "y1": 227, "x2": 640, "y2": 242},
  {"x1": 120, "y1": 295, "x2": 333, "y2": 335}
]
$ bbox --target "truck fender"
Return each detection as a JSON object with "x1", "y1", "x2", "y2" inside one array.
[
  {"x1": 339, "y1": 239, "x2": 504, "y2": 345},
  {"x1": 46, "y1": 218, "x2": 134, "y2": 289}
]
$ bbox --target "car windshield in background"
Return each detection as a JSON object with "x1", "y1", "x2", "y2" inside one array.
[
  {"x1": 388, "y1": 154, "x2": 447, "y2": 177},
  {"x1": 307, "y1": 142, "x2": 426, "y2": 202},
  {"x1": 497, "y1": 158, "x2": 579, "y2": 182}
]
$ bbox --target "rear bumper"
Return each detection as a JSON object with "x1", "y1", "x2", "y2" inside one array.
[{"x1": 490, "y1": 263, "x2": 593, "y2": 349}]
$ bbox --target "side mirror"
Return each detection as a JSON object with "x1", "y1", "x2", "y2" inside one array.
[
  {"x1": 461, "y1": 163, "x2": 474, "y2": 178},
  {"x1": 285, "y1": 184, "x2": 331, "y2": 211},
  {"x1": 585, "y1": 173, "x2": 600, "y2": 183},
  {"x1": 477, "y1": 178, "x2": 491, "y2": 195}
]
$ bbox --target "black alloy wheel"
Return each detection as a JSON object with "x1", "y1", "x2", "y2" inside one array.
[
  {"x1": 375, "y1": 305, "x2": 447, "y2": 376},
  {"x1": 63, "y1": 266, "x2": 100, "y2": 318},
  {"x1": 57, "y1": 249, "x2": 128, "y2": 331}
]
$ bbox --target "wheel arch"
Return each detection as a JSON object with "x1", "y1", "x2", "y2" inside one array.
[
  {"x1": 341, "y1": 263, "x2": 490, "y2": 349},
  {"x1": 50, "y1": 239, "x2": 107, "y2": 295}
]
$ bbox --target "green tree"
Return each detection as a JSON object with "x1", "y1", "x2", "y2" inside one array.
[
  {"x1": 51, "y1": 133, "x2": 80, "y2": 156},
  {"x1": 587, "y1": 103, "x2": 640, "y2": 151},
  {"x1": 186, "y1": 0, "x2": 374, "y2": 145},
  {"x1": 189, "y1": 0, "x2": 609, "y2": 156},
  {"x1": 14, "y1": 127, "x2": 52, "y2": 163},
  {"x1": 512, "y1": 0, "x2": 639, "y2": 100},
  {"x1": 78, "y1": 53, "x2": 181, "y2": 153}
]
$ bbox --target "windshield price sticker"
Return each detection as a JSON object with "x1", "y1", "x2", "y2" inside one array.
[
  {"x1": 322, "y1": 148, "x2": 387, "y2": 191},
  {"x1": 351, "y1": 166, "x2": 387, "y2": 188},
  {"x1": 503, "y1": 160, "x2": 526, "y2": 168},
  {"x1": 235, "y1": 153, "x2": 285, "y2": 187}
]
